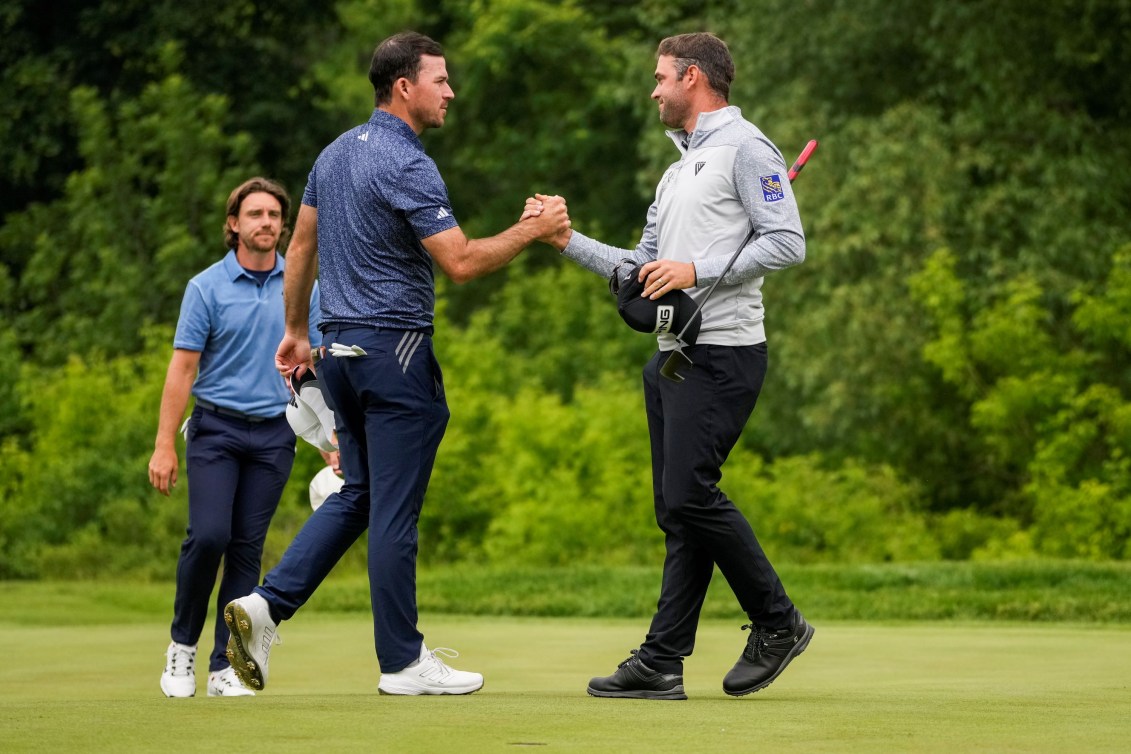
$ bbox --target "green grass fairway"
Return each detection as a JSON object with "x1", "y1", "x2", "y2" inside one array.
[{"x1": 1, "y1": 614, "x2": 1128, "y2": 752}]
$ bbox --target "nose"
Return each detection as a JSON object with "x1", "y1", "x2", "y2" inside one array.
[{"x1": 651, "y1": 85, "x2": 661, "y2": 100}]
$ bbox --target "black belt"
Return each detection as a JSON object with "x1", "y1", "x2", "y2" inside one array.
[{"x1": 195, "y1": 399, "x2": 277, "y2": 423}]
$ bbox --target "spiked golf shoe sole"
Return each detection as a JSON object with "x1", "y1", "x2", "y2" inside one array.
[{"x1": 224, "y1": 601, "x2": 266, "y2": 691}]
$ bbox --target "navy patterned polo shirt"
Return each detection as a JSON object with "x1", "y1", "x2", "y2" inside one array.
[{"x1": 302, "y1": 109, "x2": 459, "y2": 332}]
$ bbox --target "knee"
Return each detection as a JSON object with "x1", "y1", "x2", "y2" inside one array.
[
  {"x1": 184, "y1": 526, "x2": 231, "y2": 559},
  {"x1": 662, "y1": 475, "x2": 720, "y2": 522},
  {"x1": 224, "y1": 539, "x2": 265, "y2": 570}
]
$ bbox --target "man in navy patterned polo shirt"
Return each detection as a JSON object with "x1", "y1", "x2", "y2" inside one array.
[{"x1": 224, "y1": 31, "x2": 569, "y2": 696}]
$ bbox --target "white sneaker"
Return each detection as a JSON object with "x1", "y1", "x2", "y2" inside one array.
[
  {"x1": 160, "y1": 641, "x2": 197, "y2": 698},
  {"x1": 207, "y1": 666, "x2": 256, "y2": 697},
  {"x1": 377, "y1": 645, "x2": 484, "y2": 696},
  {"x1": 223, "y1": 593, "x2": 278, "y2": 691}
]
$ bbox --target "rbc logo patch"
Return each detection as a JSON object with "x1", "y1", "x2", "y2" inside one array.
[{"x1": 760, "y1": 174, "x2": 784, "y2": 202}]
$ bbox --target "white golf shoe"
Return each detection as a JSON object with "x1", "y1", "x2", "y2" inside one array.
[
  {"x1": 377, "y1": 645, "x2": 484, "y2": 696},
  {"x1": 223, "y1": 593, "x2": 278, "y2": 691},
  {"x1": 207, "y1": 666, "x2": 256, "y2": 697},
  {"x1": 160, "y1": 641, "x2": 197, "y2": 698}
]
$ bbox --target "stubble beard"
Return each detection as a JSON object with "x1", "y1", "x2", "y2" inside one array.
[
  {"x1": 245, "y1": 233, "x2": 277, "y2": 255},
  {"x1": 659, "y1": 98, "x2": 689, "y2": 129}
]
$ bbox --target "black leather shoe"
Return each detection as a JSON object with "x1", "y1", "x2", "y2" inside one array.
[
  {"x1": 723, "y1": 610, "x2": 814, "y2": 696},
  {"x1": 587, "y1": 650, "x2": 687, "y2": 700}
]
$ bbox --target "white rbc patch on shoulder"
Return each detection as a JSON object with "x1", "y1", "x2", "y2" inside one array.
[{"x1": 760, "y1": 174, "x2": 784, "y2": 202}]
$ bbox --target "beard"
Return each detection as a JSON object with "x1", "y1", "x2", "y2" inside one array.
[
  {"x1": 244, "y1": 232, "x2": 277, "y2": 254},
  {"x1": 659, "y1": 96, "x2": 690, "y2": 129}
]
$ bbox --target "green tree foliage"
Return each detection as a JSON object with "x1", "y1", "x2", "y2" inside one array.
[
  {"x1": 0, "y1": 0, "x2": 340, "y2": 216},
  {"x1": 911, "y1": 247, "x2": 1131, "y2": 558},
  {"x1": 711, "y1": 0, "x2": 1131, "y2": 515},
  {"x1": 3, "y1": 0, "x2": 1131, "y2": 576},
  {"x1": 0, "y1": 327, "x2": 340, "y2": 579},
  {"x1": 0, "y1": 49, "x2": 257, "y2": 364}
]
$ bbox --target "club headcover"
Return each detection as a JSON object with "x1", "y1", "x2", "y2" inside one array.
[{"x1": 609, "y1": 260, "x2": 701, "y2": 345}]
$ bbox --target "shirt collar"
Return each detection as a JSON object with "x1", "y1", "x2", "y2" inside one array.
[
  {"x1": 222, "y1": 249, "x2": 285, "y2": 281},
  {"x1": 368, "y1": 108, "x2": 424, "y2": 148},
  {"x1": 665, "y1": 105, "x2": 743, "y2": 153}
]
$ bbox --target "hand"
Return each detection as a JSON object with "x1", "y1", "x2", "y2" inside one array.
[
  {"x1": 522, "y1": 193, "x2": 572, "y2": 248},
  {"x1": 638, "y1": 260, "x2": 697, "y2": 299},
  {"x1": 318, "y1": 448, "x2": 343, "y2": 477},
  {"x1": 276, "y1": 331, "x2": 312, "y2": 381},
  {"x1": 520, "y1": 196, "x2": 542, "y2": 222},
  {"x1": 148, "y1": 446, "x2": 178, "y2": 496}
]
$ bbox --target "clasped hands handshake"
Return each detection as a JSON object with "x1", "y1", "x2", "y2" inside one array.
[
  {"x1": 521, "y1": 193, "x2": 572, "y2": 250},
  {"x1": 518, "y1": 193, "x2": 694, "y2": 297}
]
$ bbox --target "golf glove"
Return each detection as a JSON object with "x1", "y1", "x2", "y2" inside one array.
[{"x1": 328, "y1": 342, "x2": 367, "y2": 358}]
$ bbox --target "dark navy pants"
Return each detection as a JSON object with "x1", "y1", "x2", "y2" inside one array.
[
  {"x1": 257, "y1": 326, "x2": 448, "y2": 673},
  {"x1": 171, "y1": 407, "x2": 295, "y2": 671},
  {"x1": 636, "y1": 343, "x2": 795, "y2": 675}
]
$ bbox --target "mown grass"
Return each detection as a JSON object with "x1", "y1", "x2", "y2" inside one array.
[
  {"x1": 2, "y1": 563, "x2": 1129, "y2": 752},
  {"x1": 1, "y1": 614, "x2": 1129, "y2": 753},
  {"x1": 3, "y1": 560, "x2": 1129, "y2": 625}
]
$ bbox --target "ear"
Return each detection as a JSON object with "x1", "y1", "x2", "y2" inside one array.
[
  {"x1": 227, "y1": 214, "x2": 240, "y2": 232},
  {"x1": 683, "y1": 64, "x2": 702, "y2": 89},
  {"x1": 395, "y1": 76, "x2": 412, "y2": 100}
]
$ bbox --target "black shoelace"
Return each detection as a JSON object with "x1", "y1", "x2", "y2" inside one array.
[{"x1": 741, "y1": 624, "x2": 770, "y2": 661}]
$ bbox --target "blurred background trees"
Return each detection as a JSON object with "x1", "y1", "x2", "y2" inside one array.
[{"x1": 2, "y1": 0, "x2": 1130, "y2": 577}]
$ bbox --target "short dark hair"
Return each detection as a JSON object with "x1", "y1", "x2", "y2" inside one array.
[
  {"x1": 369, "y1": 31, "x2": 445, "y2": 106},
  {"x1": 657, "y1": 32, "x2": 735, "y2": 101},
  {"x1": 224, "y1": 177, "x2": 291, "y2": 250}
]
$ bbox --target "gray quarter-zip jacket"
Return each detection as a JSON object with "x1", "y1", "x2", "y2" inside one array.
[{"x1": 561, "y1": 106, "x2": 806, "y2": 349}]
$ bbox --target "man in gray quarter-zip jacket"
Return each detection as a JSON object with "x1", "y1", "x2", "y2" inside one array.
[{"x1": 530, "y1": 32, "x2": 814, "y2": 700}]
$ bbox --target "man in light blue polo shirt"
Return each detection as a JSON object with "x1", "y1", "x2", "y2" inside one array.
[
  {"x1": 223, "y1": 31, "x2": 570, "y2": 697},
  {"x1": 148, "y1": 177, "x2": 323, "y2": 698}
]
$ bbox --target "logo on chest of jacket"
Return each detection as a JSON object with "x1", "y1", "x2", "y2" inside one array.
[
  {"x1": 760, "y1": 174, "x2": 784, "y2": 202},
  {"x1": 695, "y1": 161, "x2": 706, "y2": 176}
]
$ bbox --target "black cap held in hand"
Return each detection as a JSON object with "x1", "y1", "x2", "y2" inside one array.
[{"x1": 609, "y1": 261, "x2": 701, "y2": 345}]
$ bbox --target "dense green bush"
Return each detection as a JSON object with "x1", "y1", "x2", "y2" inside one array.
[{"x1": 4, "y1": 1, "x2": 1131, "y2": 576}]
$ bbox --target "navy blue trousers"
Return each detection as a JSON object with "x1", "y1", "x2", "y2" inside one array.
[
  {"x1": 637, "y1": 343, "x2": 795, "y2": 675},
  {"x1": 171, "y1": 407, "x2": 294, "y2": 671},
  {"x1": 258, "y1": 326, "x2": 448, "y2": 673}
]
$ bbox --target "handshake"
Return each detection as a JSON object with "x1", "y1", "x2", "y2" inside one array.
[{"x1": 520, "y1": 193, "x2": 572, "y2": 250}]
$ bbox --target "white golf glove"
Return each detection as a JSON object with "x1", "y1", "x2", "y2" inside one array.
[{"x1": 328, "y1": 342, "x2": 367, "y2": 358}]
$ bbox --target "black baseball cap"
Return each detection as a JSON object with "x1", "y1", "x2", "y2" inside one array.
[{"x1": 609, "y1": 260, "x2": 701, "y2": 345}]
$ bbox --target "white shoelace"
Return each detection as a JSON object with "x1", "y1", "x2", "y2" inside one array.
[{"x1": 419, "y1": 647, "x2": 461, "y2": 680}]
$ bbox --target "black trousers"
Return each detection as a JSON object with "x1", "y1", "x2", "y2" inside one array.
[{"x1": 637, "y1": 343, "x2": 794, "y2": 675}]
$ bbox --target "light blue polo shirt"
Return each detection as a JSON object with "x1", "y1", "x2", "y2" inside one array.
[{"x1": 174, "y1": 250, "x2": 322, "y2": 417}]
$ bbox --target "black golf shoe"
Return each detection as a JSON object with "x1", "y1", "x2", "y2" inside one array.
[
  {"x1": 722, "y1": 610, "x2": 814, "y2": 696},
  {"x1": 587, "y1": 650, "x2": 687, "y2": 700}
]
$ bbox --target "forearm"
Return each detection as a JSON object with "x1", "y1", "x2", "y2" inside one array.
[
  {"x1": 284, "y1": 205, "x2": 318, "y2": 332},
  {"x1": 154, "y1": 358, "x2": 195, "y2": 450},
  {"x1": 460, "y1": 221, "x2": 540, "y2": 280},
  {"x1": 561, "y1": 230, "x2": 656, "y2": 278}
]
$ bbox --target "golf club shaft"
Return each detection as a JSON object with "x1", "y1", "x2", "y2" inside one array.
[{"x1": 672, "y1": 140, "x2": 819, "y2": 343}]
